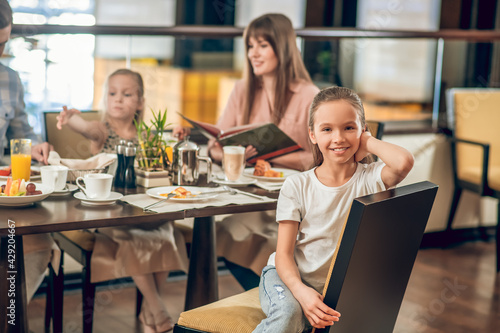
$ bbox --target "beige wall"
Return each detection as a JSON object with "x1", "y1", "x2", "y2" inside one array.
[{"x1": 384, "y1": 133, "x2": 497, "y2": 232}]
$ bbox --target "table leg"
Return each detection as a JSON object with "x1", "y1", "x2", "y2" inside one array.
[
  {"x1": 1, "y1": 234, "x2": 28, "y2": 333},
  {"x1": 184, "y1": 216, "x2": 218, "y2": 310}
]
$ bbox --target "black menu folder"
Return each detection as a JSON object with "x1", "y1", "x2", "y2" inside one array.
[{"x1": 178, "y1": 113, "x2": 301, "y2": 163}]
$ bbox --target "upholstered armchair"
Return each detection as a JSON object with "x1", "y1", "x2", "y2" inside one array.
[{"x1": 445, "y1": 88, "x2": 500, "y2": 271}]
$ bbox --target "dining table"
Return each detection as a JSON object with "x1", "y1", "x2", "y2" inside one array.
[{"x1": 0, "y1": 179, "x2": 279, "y2": 333}]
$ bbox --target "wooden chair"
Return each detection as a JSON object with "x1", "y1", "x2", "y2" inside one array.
[
  {"x1": 174, "y1": 181, "x2": 438, "y2": 333},
  {"x1": 43, "y1": 111, "x2": 143, "y2": 332},
  {"x1": 366, "y1": 120, "x2": 384, "y2": 161},
  {"x1": 43, "y1": 110, "x2": 100, "y2": 159},
  {"x1": 44, "y1": 253, "x2": 65, "y2": 333},
  {"x1": 366, "y1": 120, "x2": 384, "y2": 140},
  {"x1": 45, "y1": 230, "x2": 143, "y2": 333},
  {"x1": 445, "y1": 88, "x2": 500, "y2": 271}
]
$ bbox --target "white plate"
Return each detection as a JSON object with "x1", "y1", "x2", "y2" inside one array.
[
  {"x1": 0, "y1": 181, "x2": 53, "y2": 207},
  {"x1": 213, "y1": 176, "x2": 257, "y2": 187},
  {"x1": 50, "y1": 184, "x2": 78, "y2": 197},
  {"x1": 243, "y1": 168, "x2": 299, "y2": 182},
  {"x1": 146, "y1": 186, "x2": 220, "y2": 202},
  {"x1": 74, "y1": 191, "x2": 123, "y2": 206},
  {"x1": 0, "y1": 165, "x2": 41, "y2": 181}
]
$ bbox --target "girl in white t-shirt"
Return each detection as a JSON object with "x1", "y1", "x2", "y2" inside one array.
[{"x1": 253, "y1": 86, "x2": 414, "y2": 333}]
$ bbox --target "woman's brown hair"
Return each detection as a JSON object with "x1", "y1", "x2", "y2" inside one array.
[
  {"x1": 242, "y1": 13, "x2": 312, "y2": 125},
  {"x1": 0, "y1": 0, "x2": 13, "y2": 29},
  {"x1": 308, "y1": 86, "x2": 373, "y2": 167}
]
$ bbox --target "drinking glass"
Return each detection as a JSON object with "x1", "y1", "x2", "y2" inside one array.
[
  {"x1": 223, "y1": 146, "x2": 245, "y2": 181},
  {"x1": 10, "y1": 139, "x2": 32, "y2": 181}
]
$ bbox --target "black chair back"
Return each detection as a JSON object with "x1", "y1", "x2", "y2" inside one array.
[{"x1": 318, "y1": 181, "x2": 438, "y2": 333}]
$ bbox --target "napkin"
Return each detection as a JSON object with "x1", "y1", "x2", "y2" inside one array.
[
  {"x1": 48, "y1": 151, "x2": 116, "y2": 170},
  {"x1": 121, "y1": 189, "x2": 277, "y2": 214},
  {"x1": 254, "y1": 181, "x2": 283, "y2": 191}
]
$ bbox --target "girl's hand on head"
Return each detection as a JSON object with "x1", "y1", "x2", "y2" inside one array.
[
  {"x1": 354, "y1": 130, "x2": 373, "y2": 162},
  {"x1": 56, "y1": 106, "x2": 81, "y2": 130},
  {"x1": 295, "y1": 285, "x2": 341, "y2": 329}
]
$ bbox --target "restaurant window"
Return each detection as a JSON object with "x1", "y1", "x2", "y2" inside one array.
[
  {"x1": 3, "y1": 0, "x2": 95, "y2": 135},
  {"x1": 5, "y1": 0, "x2": 499, "y2": 135}
]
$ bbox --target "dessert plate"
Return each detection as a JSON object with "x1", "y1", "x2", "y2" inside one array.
[
  {"x1": 146, "y1": 186, "x2": 220, "y2": 202},
  {"x1": 243, "y1": 168, "x2": 299, "y2": 182},
  {"x1": 213, "y1": 176, "x2": 257, "y2": 187},
  {"x1": 0, "y1": 182, "x2": 53, "y2": 206},
  {"x1": 0, "y1": 165, "x2": 41, "y2": 181},
  {"x1": 74, "y1": 191, "x2": 123, "y2": 206}
]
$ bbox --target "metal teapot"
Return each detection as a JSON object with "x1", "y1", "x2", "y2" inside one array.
[{"x1": 171, "y1": 137, "x2": 212, "y2": 185}]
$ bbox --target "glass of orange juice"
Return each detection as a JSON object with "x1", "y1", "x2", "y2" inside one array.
[{"x1": 10, "y1": 139, "x2": 32, "y2": 181}]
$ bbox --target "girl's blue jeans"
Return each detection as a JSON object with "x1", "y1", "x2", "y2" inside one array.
[{"x1": 252, "y1": 265, "x2": 312, "y2": 333}]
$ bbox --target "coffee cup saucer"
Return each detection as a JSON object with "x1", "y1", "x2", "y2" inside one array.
[
  {"x1": 213, "y1": 176, "x2": 257, "y2": 187},
  {"x1": 50, "y1": 184, "x2": 78, "y2": 197},
  {"x1": 74, "y1": 191, "x2": 123, "y2": 206}
]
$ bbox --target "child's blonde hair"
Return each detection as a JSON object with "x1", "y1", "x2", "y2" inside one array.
[
  {"x1": 308, "y1": 86, "x2": 371, "y2": 166},
  {"x1": 101, "y1": 68, "x2": 145, "y2": 123}
]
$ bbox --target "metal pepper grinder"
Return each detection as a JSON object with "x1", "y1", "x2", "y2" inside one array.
[
  {"x1": 123, "y1": 141, "x2": 136, "y2": 189},
  {"x1": 114, "y1": 139, "x2": 127, "y2": 187}
]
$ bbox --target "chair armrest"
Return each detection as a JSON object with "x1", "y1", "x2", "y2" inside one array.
[
  {"x1": 452, "y1": 137, "x2": 490, "y2": 149},
  {"x1": 451, "y1": 137, "x2": 490, "y2": 193}
]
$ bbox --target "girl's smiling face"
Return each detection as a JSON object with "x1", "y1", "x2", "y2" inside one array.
[
  {"x1": 309, "y1": 100, "x2": 363, "y2": 165},
  {"x1": 106, "y1": 74, "x2": 143, "y2": 121},
  {"x1": 247, "y1": 36, "x2": 279, "y2": 78}
]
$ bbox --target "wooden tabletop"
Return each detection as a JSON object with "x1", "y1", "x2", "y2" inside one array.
[
  {"x1": 0, "y1": 182, "x2": 279, "y2": 332},
  {"x1": 0, "y1": 185, "x2": 278, "y2": 235}
]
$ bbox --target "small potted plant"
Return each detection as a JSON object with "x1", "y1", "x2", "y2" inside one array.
[
  {"x1": 135, "y1": 109, "x2": 171, "y2": 170},
  {"x1": 134, "y1": 109, "x2": 176, "y2": 187}
]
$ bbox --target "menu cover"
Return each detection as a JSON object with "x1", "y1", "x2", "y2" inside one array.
[{"x1": 179, "y1": 113, "x2": 302, "y2": 163}]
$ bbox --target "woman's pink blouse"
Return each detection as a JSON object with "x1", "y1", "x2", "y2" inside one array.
[{"x1": 215, "y1": 79, "x2": 319, "y2": 171}]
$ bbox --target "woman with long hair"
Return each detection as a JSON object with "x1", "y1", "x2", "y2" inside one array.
[{"x1": 209, "y1": 13, "x2": 319, "y2": 289}]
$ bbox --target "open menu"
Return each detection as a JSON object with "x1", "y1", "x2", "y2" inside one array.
[{"x1": 179, "y1": 113, "x2": 302, "y2": 163}]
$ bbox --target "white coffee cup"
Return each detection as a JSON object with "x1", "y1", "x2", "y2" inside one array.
[
  {"x1": 222, "y1": 146, "x2": 246, "y2": 181},
  {"x1": 40, "y1": 165, "x2": 69, "y2": 191},
  {"x1": 76, "y1": 173, "x2": 113, "y2": 199}
]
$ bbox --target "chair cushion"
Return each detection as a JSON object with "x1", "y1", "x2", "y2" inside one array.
[
  {"x1": 59, "y1": 230, "x2": 96, "y2": 251},
  {"x1": 177, "y1": 287, "x2": 265, "y2": 333}
]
